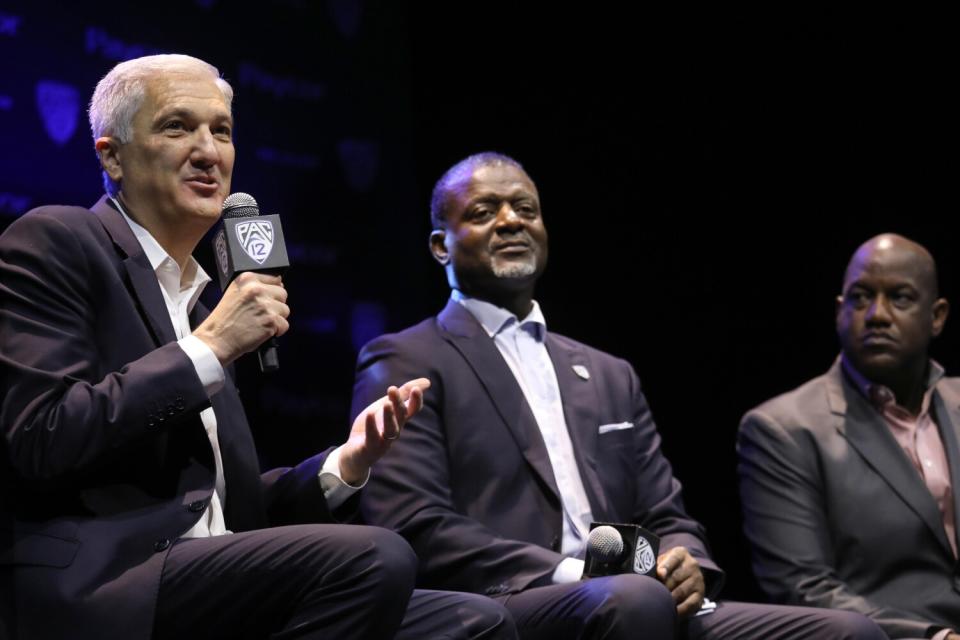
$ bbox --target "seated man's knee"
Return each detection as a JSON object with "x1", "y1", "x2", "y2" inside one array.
[
  {"x1": 589, "y1": 574, "x2": 675, "y2": 639},
  {"x1": 457, "y1": 593, "x2": 517, "y2": 639},
  {"x1": 350, "y1": 526, "x2": 417, "y2": 591},
  {"x1": 298, "y1": 524, "x2": 416, "y2": 597},
  {"x1": 824, "y1": 610, "x2": 886, "y2": 640}
]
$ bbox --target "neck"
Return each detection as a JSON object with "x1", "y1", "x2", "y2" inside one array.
[
  {"x1": 887, "y1": 371, "x2": 927, "y2": 416},
  {"x1": 117, "y1": 194, "x2": 201, "y2": 269},
  {"x1": 458, "y1": 287, "x2": 534, "y2": 319},
  {"x1": 847, "y1": 354, "x2": 929, "y2": 416}
]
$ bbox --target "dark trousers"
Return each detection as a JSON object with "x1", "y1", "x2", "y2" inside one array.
[
  {"x1": 498, "y1": 574, "x2": 887, "y2": 640},
  {"x1": 154, "y1": 524, "x2": 516, "y2": 640}
]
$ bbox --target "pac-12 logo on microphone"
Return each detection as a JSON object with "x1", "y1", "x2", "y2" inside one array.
[
  {"x1": 633, "y1": 536, "x2": 656, "y2": 575},
  {"x1": 236, "y1": 220, "x2": 274, "y2": 265},
  {"x1": 214, "y1": 231, "x2": 229, "y2": 276}
]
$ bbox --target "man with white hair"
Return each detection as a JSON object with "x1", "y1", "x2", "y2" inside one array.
[{"x1": 0, "y1": 55, "x2": 516, "y2": 640}]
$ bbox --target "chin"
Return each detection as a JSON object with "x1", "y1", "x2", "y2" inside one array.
[
  {"x1": 492, "y1": 261, "x2": 537, "y2": 279},
  {"x1": 856, "y1": 356, "x2": 903, "y2": 381}
]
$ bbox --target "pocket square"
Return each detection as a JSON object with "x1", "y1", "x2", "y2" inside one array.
[{"x1": 598, "y1": 422, "x2": 634, "y2": 434}]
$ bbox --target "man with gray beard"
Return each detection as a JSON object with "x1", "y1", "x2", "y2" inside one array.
[{"x1": 351, "y1": 152, "x2": 885, "y2": 640}]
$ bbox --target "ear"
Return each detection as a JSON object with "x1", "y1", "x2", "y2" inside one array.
[
  {"x1": 429, "y1": 229, "x2": 449, "y2": 265},
  {"x1": 95, "y1": 137, "x2": 123, "y2": 184},
  {"x1": 931, "y1": 297, "x2": 949, "y2": 338},
  {"x1": 835, "y1": 294, "x2": 844, "y2": 321}
]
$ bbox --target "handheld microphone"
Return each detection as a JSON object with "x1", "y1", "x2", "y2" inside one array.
[
  {"x1": 213, "y1": 192, "x2": 290, "y2": 372},
  {"x1": 582, "y1": 522, "x2": 660, "y2": 579}
]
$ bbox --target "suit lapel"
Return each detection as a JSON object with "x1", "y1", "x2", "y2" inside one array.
[
  {"x1": 91, "y1": 196, "x2": 177, "y2": 347},
  {"x1": 545, "y1": 335, "x2": 612, "y2": 520},
  {"x1": 438, "y1": 300, "x2": 560, "y2": 500},
  {"x1": 827, "y1": 361, "x2": 955, "y2": 556},
  {"x1": 931, "y1": 380, "x2": 960, "y2": 557}
]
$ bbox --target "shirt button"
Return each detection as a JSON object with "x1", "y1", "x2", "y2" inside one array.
[{"x1": 154, "y1": 538, "x2": 171, "y2": 552}]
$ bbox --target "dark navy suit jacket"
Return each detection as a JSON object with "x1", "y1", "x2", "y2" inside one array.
[
  {"x1": 0, "y1": 197, "x2": 335, "y2": 639},
  {"x1": 352, "y1": 299, "x2": 722, "y2": 599}
]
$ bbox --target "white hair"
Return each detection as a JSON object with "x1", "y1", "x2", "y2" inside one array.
[{"x1": 88, "y1": 54, "x2": 234, "y2": 195}]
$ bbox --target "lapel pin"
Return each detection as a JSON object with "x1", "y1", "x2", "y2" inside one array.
[{"x1": 572, "y1": 365, "x2": 590, "y2": 380}]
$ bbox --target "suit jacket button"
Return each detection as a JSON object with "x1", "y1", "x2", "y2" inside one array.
[
  {"x1": 187, "y1": 500, "x2": 206, "y2": 513},
  {"x1": 551, "y1": 536, "x2": 561, "y2": 550},
  {"x1": 154, "y1": 538, "x2": 171, "y2": 552},
  {"x1": 167, "y1": 405, "x2": 176, "y2": 417}
]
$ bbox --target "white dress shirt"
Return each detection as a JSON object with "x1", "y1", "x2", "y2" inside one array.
[{"x1": 453, "y1": 290, "x2": 592, "y2": 583}]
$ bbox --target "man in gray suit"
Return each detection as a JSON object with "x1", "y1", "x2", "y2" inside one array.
[{"x1": 739, "y1": 233, "x2": 960, "y2": 639}]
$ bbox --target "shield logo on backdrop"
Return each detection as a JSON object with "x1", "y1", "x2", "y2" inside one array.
[
  {"x1": 633, "y1": 536, "x2": 656, "y2": 575},
  {"x1": 36, "y1": 81, "x2": 80, "y2": 146},
  {"x1": 235, "y1": 220, "x2": 274, "y2": 265}
]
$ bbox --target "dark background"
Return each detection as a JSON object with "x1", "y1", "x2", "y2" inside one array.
[{"x1": 1, "y1": 2, "x2": 955, "y2": 600}]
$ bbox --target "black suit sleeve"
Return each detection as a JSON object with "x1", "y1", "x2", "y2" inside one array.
[
  {"x1": 353, "y1": 334, "x2": 563, "y2": 596},
  {"x1": 622, "y1": 362, "x2": 724, "y2": 596},
  {"x1": 738, "y1": 409, "x2": 939, "y2": 639},
  {"x1": 0, "y1": 210, "x2": 210, "y2": 483},
  {"x1": 260, "y1": 448, "x2": 363, "y2": 525}
]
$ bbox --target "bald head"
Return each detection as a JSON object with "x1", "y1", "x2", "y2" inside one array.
[
  {"x1": 837, "y1": 233, "x2": 949, "y2": 399},
  {"x1": 843, "y1": 234, "x2": 939, "y2": 300}
]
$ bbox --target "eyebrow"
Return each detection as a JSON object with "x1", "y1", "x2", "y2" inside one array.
[
  {"x1": 153, "y1": 107, "x2": 233, "y2": 126},
  {"x1": 468, "y1": 190, "x2": 537, "y2": 205}
]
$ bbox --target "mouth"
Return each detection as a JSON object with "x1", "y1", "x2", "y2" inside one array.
[
  {"x1": 492, "y1": 241, "x2": 531, "y2": 254},
  {"x1": 862, "y1": 332, "x2": 897, "y2": 347},
  {"x1": 184, "y1": 175, "x2": 220, "y2": 195}
]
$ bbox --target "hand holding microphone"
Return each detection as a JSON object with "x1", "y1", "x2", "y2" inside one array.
[
  {"x1": 194, "y1": 192, "x2": 291, "y2": 371},
  {"x1": 583, "y1": 522, "x2": 705, "y2": 619},
  {"x1": 193, "y1": 271, "x2": 289, "y2": 366},
  {"x1": 656, "y1": 546, "x2": 706, "y2": 619}
]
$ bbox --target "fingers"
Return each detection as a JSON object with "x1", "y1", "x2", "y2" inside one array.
[
  {"x1": 364, "y1": 409, "x2": 379, "y2": 443},
  {"x1": 675, "y1": 589, "x2": 704, "y2": 619},
  {"x1": 656, "y1": 547, "x2": 686, "y2": 585},
  {"x1": 406, "y1": 386, "x2": 424, "y2": 418},
  {"x1": 387, "y1": 385, "x2": 405, "y2": 423},
  {"x1": 382, "y1": 388, "x2": 400, "y2": 441},
  {"x1": 397, "y1": 378, "x2": 431, "y2": 398},
  {"x1": 657, "y1": 546, "x2": 705, "y2": 618},
  {"x1": 397, "y1": 378, "x2": 430, "y2": 419}
]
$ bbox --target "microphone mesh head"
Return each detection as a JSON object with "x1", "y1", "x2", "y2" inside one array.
[
  {"x1": 588, "y1": 525, "x2": 624, "y2": 563},
  {"x1": 222, "y1": 192, "x2": 260, "y2": 219}
]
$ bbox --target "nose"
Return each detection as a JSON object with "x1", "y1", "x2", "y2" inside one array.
[
  {"x1": 865, "y1": 294, "x2": 892, "y2": 325},
  {"x1": 190, "y1": 127, "x2": 221, "y2": 168},
  {"x1": 494, "y1": 204, "x2": 524, "y2": 231}
]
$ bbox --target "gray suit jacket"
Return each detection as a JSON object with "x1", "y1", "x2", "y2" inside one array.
[{"x1": 738, "y1": 358, "x2": 960, "y2": 639}]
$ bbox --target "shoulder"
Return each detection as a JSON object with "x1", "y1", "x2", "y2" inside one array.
[
  {"x1": 935, "y1": 375, "x2": 960, "y2": 408},
  {"x1": 359, "y1": 315, "x2": 445, "y2": 360},
  {"x1": 1, "y1": 204, "x2": 108, "y2": 252},
  {"x1": 740, "y1": 371, "x2": 834, "y2": 437}
]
